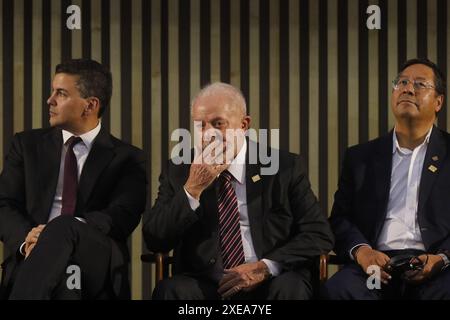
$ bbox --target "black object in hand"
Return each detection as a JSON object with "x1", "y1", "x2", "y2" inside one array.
[{"x1": 386, "y1": 254, "x2": 424, "y2": 278}]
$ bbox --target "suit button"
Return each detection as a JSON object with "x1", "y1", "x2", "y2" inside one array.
[{"x1": 209, "y1": 258, "x2": 216, "y2": 265}]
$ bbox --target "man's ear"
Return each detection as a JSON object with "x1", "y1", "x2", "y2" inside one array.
[
  {"x1": 435, "y1": 95, "x2": 444, "y2": 114},
  {"x1": 83, "y1": 97, "x2": 100, "y2": 117},
  {"x1": 241, "y1": 116, "x2": 251, "y2": 131}
]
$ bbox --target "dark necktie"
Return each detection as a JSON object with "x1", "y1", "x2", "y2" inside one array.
[
  {"x1": 61, "y1": 136, "x2": 82, "y2": 215},
  {"x1": 217, "y1": 170, "x2": 245, "y2": 269}
]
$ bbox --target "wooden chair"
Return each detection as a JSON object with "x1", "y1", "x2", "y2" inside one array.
[
  {"x1": 141, "y1": 252, "x2": 173, "y2": 283},
  {"x1": 143, "y1": 252, "x2": 339, "y2": 285},
  {"x1": 319, "y1": 253, "x2": 345, "y2": 283}
]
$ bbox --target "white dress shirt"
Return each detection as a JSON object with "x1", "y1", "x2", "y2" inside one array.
[
  {"x1": 376, "y1": 127, "x2": 432, "y2": 251},
  {"x1": 184, "y1": 139, "x2": 282, "y2": 276},
  {"x1": 20, "y1": 121, "x2": 102, "y2": 255},
  {"x1": 350, "y1": 127, "x2": 432, "y2": 258},
  {"x1": 48, "y1": 121, "x2": 102, "y2": 222}
]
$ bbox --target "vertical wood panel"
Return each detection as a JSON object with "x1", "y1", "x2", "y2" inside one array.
[
  {"x1": 190, "y1": 0, "x2": 200, "y2": 134},
  {"x1": 337, "y1": 0, "x2": 348, "y2": 163},
  {"x1": 23, "y1": 0, "x2": 32, "y2": 130},
  {"x1": 210, "y1": 0, "x2": 220, "y2": 82},
  {"x1": 151, "y1": 0, "x2": 162, "y2": 219},
  {"x1": 91, "y1": 0, "x2": 101, "y2": 62},
  {"x1": 288, "y1": 0, "x2": 299, "y2": 154},
  {"x1": 378, "y1": 0, "x2": 388, "y2": 135},
  {"x1": 0, "y1": 0, "x2": 3, "y2": 266},
  {"x1": 249, "y1": 0, "x2": 259, "y2": 129},
  {"x1": 109, "y1": 0, "x2": 121, "y2": 138},
  {"x1": 269, "y1": 0, "x2": 279, "y2": 131},
  {"x1": 230, "y1": 0, "x2": 240, "y2": 88},
  {"x1": 436, "y1": 0, "x2": 446, "y2": 130},
  {"x1": 388, "y1": 0, "x2": 397, "y2": 129},
  {"x1": 14, "y1": 0, "x2": 24, "y2": 134},
  {"x1": 358, "y1": 0, "x2": 368, "y2": 143},
  {"x1": 309, "y1": 0, "x2": 319, "y2": 195},
  {"x1": 279, "y1": 0, "x2": 289, "y2": 150},
  {"x1": 168, "y1": 0, "x2": 179, "y2": 155},
  {"x1": 50, "y1": 0, "x2": 61, "y2": 76},
  {"x1": 347, "y1": 0, "x2": 359, "y2": 146},
  {"x1": 327, "y1": 0, "x2": 338, "y2": 212},
  {"x1": 447, "y1": 0, "x2": 450, "y2": 129},
  {"x1": 407, "y1": 0, "x2": 417, "y2": 59},
  {"x1": 71, "y1": 0, "x2": 82, "y2": 58},
  {"x1": 427, "y1": 0, "x2": 437, "y2": 63},
  {"x1": 131, "y1": 0, "x2": 142, "y2": 301},
  {"x1": 368, "y1": 0, "x2": 379, "y2": 140},
  {"x1": 32, "y1": 0, "x2": 42, "y2": 129},
  {"x1": 150, "y1": 0, "x2": 162, "y2": 296},
  {"x1": 178, "y1": 0, "x2": 190, "y2": 131}
]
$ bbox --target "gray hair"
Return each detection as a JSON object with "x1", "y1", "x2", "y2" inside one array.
[{"x1": 191, "y1": 82, "x2": 247, "y2": 115}]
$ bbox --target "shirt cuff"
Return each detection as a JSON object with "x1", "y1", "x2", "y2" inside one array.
[
  {"x1": 19, "y1": 242, "x2": 26, "y2": 256},
  {"x1": 184, "y1": 187, "x2": 200, "y2": 211},
  {"x1": 261, "y1": 259, "x2": 282, "y2": 277},
  {"x1": 349, "y1": 243, "x2": 372, "y2": 260}
]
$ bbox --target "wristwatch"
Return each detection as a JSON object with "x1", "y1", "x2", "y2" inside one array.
[{"x1": 437, "y1": 250, "x2": 450, "y2": 267}]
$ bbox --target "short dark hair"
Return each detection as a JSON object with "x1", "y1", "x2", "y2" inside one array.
[
  {"x1": 398, "y1": 58, "x2": 446, "y2": 96},
  {"x1": 55, "y1": 59, "x2": 112, "y2": 117}
]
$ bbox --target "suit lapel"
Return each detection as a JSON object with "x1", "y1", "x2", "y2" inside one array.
[
  {"x1": 373, "y1": 132, "x2": 394, "y2": 239},
  {"x1": 200, "y1": 180, "x2": 220, "y2": 233},
  {"x1": 77, "y1": 127, "x2": 115, "y2": 209},
  {"x1": 245, "y1": 141, "x2": 264, "y2": 259},
  {"x1": 37, "y1": 128, "x2": 63, "y2": 223},
  {"x1": 418, "y1": 126, "x2": 446, "y2": 215}
]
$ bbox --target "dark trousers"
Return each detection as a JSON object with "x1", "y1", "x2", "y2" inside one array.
[
  {"x1": 152, "y1": 268, "x2": 313, "y2": 300},
  {"x1": 322, "y1": 259, "x2": 450, "y2": 300},
  {"x1": 9, "y1": 215, "x2": 113, "y2": 300}
]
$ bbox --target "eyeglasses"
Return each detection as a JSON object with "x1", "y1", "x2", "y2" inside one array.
[{"x1": 392, "y1": 78, "x2": 436, "y2": 91}]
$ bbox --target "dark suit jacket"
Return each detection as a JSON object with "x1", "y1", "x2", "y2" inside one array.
[
  {"x1": 330, "y1": 126, "x2": 450, "y2": 262},
  {"x1": 143, "y1": 140, "x2": 333, "y2": 280},
  {"x1": 0, "y1": 126, "x2": 147, "y2": 299}
]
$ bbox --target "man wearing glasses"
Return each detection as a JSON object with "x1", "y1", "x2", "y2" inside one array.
[{"x1": 323, "y1": 58, "x2": 450, "y2": 299}]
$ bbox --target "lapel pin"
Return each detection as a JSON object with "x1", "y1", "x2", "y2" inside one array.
[
  {"x1": 252, "y1": 174, "x2": 261, "y2": 183},
  {"x1": 428, "y1": 165, "x2": 438, "y2": 173},
  {"x1": 432, "y1": 156, "x2": 439, "y2": 161}
]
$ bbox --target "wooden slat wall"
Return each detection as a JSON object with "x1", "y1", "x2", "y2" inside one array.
[{"x1": 1, "y1": 0, "x2": 449, "y2": 299}]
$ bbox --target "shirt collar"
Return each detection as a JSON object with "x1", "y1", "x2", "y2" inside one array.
[
  {"x1": 62, "y1": 120, "x2": 102, "y2": 151},
  {"x1": 226, "y1": 139, "x2": 247, "y2": 185},
  {"x1": 392, "y1": 125, "x2": 433, "y2": 154}
]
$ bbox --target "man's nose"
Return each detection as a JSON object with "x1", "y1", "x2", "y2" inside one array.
[
  {"x1": 402, "y1": 82, "x2": 415, "y2": 95},
  {"x1": 47, "y1": 93, "x2": 55, "y2": 105},
  {"x1": 203, "y1": 123, "x2": 213, "y2": 131}
]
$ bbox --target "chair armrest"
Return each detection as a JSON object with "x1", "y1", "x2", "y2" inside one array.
[
  {"x1": 141, "y1": 252, "x2": 174, "y2": 282},
  {"x1": 319, "y1": 253, "x2": 345, "y2": 283},
  {"x1": 319, "y1": 254, "x2": 329, "y2": 283}
]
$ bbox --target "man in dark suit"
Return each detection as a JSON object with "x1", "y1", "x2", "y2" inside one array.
[
  {"x1": 0, "y1": 59, "x2": 147, "y2": 299},
  {"x1": 143, "y1": 82, "x2": 333, "y2": 300},
  {"x1": 323, "y1": 58, "x2": 450, "y2": 299}
]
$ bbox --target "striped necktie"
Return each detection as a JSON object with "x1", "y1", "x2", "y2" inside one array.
[{"x1": 217, "y1": 170, "x2": 245, "y2": 269}]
